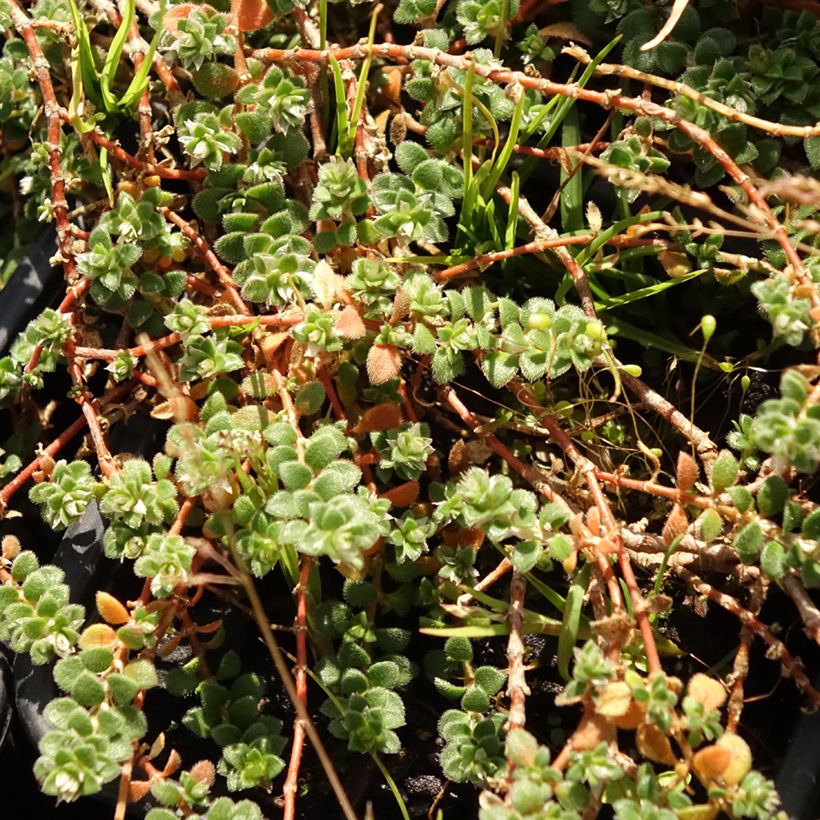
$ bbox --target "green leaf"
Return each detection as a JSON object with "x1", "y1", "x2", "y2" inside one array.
[
  {"x1": 727, "y1": 486, "x2": 753, "y2": 513},
  {"x1": 511, "y1": 540, "x2": 540, "y2": 573},
  {"x1": 444, "y1": 637, "x2": 473, "y2": 663},
  {"x1": 757, "y1": 476, "x2": 788, "y2": 517},
  {"x1": 760, "y1": 541, "x2": 785, "y2": 581},
  {"x1": 474, "y1": 666, "x2": 505, "y2": 696},
  {"x1": 118, "y1": 0, "x2": 167, "y2": 111},
  {"x1": 101, "y1": 0, "x2": 135, "y2": 111},
  {"x1": 279, "y1": 460, "x2": 313, "y2": 490},
  {"x1": 54, "y1": 656, "x2": 85, "y2": 693},
  {"x1": 461, "y1": 685, "x2": 491, "y2": 713},
  {"x1": 698, "y1": 509, "x2": 723, "y2": 542},
  {"x1": 108, "y1": 672, "x2": 141, "y2": 706},
  {"x1": 805, "y1": 136, "x2": 820, "y2": 170},
  {"x1": 802, "y1": 509, "x2": 820, "y2": 541},
  {"x1": 711, "y1": 450, "x2": 739, "y2": 492},
  {"x1": 123, "y1": 659, "x2": 158, "y2": 689},
  {"x1": 734, "y1": 521, "x2": 763, "y2": 563},
  {"x1": 72, "y1": 670, "x2": 106, "y2": 707}
]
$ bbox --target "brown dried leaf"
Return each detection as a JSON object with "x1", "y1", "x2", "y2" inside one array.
[
  {"x1": 1, "y1": 535, "x2": 21, "y2": 560},
  {"x1": 128, "y1": 780, "x2": 153, "y2": 802},
  {"x1": 687, "y1": 673, "x2": 727, "y2": 711},
  {"x1": 367, "y1": 344, "x2": 401, "y2": 385},
  {"x1": 164, "y1": 3, "x2": 216, "y2": 34},
  {"x1": 448, "y1": 439, "x2": 468, "y2": 476},
  {"x1": 232, "y1": 0, "x2": 274, "y2": 31},
  {"x1": 190, "y1": 760, "x2": 216, "y2": 786},
  {"x1": 596, "y1": 681, "x2": 633, "y2": 718},
  {"x1": 572, "y1": 713, "x2": 616, "y2": 751},
  {"x1": 148, "y1": 733, "x2": 166, "y2": 761},
  {"x1": 676, "y1": 451, "x2": 699, "y2": 492},
  {"x1": 612, "y1": 699, "x2": 646, "y2": 730},
  {"x1": 540, "y1": 22, "x2": 593, "y2": 45},
  {"x1": 354, "y1": 402, "x2": 403, "y2": 433},
  {"x1": 334, "y1": 305, "x2": 367, "y2": 340},
  {"x1": 311, "y1": 260, "x2": 345, "y2": 308},
  {"x1": 716, "y1": 733, "x2": 752, "y2": 786},
  {"x1": 636, "y1": 723, "x2": 677, "y2": 765},
  {"x1": 662, "y1": 503, "x2": 688, "y2": 547},
  {"x1": 692, "y1": 744, "x2": 732, "y2": 784},
  {"x1": 381, "y1": 480, "x2": 420, "y2": 507}
]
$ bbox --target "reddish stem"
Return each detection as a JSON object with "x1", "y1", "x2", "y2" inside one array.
[{"x1": 283, "y1": 556, "x2": 312, "y2": 820}]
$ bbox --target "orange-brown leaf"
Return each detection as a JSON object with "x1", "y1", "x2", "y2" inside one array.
[
  {"x1": 353, "y1": 402, "x2": 404, "y2": 433},
  {"x1": 662, "y1": 503, "x2": 688, "y2": 547},
  {"x1": 334, "y1": 305, "x2": 366, "y2": 339},
  {"x1": 692, "y1": 744, "x2": 732, "y2": 784},
  {"x1": 366, "y1": 344, "x2": 401, "y2": 385},
  {"x1": 96, "y1": 590, "x2": 130, "y2": 625},
  {"x1": 676, "y1": 451, "x2": 699, "y2": 492},
  {"x1": 636, "y1": 724, "x2": 676, "y2": 765},
  {"x1": 381, "y1": 480, "x2": 420, "y2": 507},
  {"x1": 232, "y1": 0, "x2": 274, "y2": 31}
]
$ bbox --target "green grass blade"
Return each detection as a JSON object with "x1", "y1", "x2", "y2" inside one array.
[
  {"x1": 597, "y1": 269, "x2": 707, "y2": 310},
  {"x1": 575, "y1": 210, "x2": 665, "y2": 268},
  {"x1": 504, "y1": 170, "x2": 520, "y2": 258},
  {"x1": 100, "y1": 146, "x2": 114, "y2": 205},
  {"x1": 558, "y1": 564, "x2": 588, "y2": 681},
  {"x1": 68, "y1": 0, "x2": 103, "y2": 110},
  {"x1": 483, "y1": 89, "x2": 525, "y2": 197},
  {"x1": 559, "y1": 106, "x2": 583, "y2": 234},
  {"x1": 606, "y1": 316, "x2": 722, "y2": 369},
  {"x1": 102, "y1": 0, "x2": 135, "y2": 111},
  {"x1": 329, "y1": 55, "x2": 350, "y2": 155},
  {"x1": 346, "y1": 3, "x2": 381, "y2": 152},
  {"x1": 118, "y1": 0, "x2": 167, "y2": 111}
]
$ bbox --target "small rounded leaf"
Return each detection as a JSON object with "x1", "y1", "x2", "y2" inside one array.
[
  {"x1": 474, "y1": 666, "x2": 506, "y2": 696},
  {"x1": 711, "y1": 451, "x2": 739, "y2": 492},
  {"x1": 80, "y1": 646, "x2": 115, "y2": 673},
  {"x1": 461, "y1": 685, "x2": 491, "y2": 713},
  {"x1": 698, "y1": 509, "x2": 723, "y2": 542},
  {"x1": 72, "y1": 670, "x2": 106, "y2": 707},
  {"x1": 107, "y1": 672, "x2": 141, "y2": 706},
  {"x1": 123, "y1": 659, "x2": 158, "y2": 690},
  {"x1": 79, "y1": 623, "x2": 118, "y2": 649}
]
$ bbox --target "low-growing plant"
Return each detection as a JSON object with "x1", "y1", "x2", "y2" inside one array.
[{"x1": 0, "y1": 0, "x2": 818, "y2": 817}]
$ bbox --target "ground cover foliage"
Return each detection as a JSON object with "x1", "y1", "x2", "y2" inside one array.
[{"x1": 0, "y1": 0, "x2": 819, "y2": 817}]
